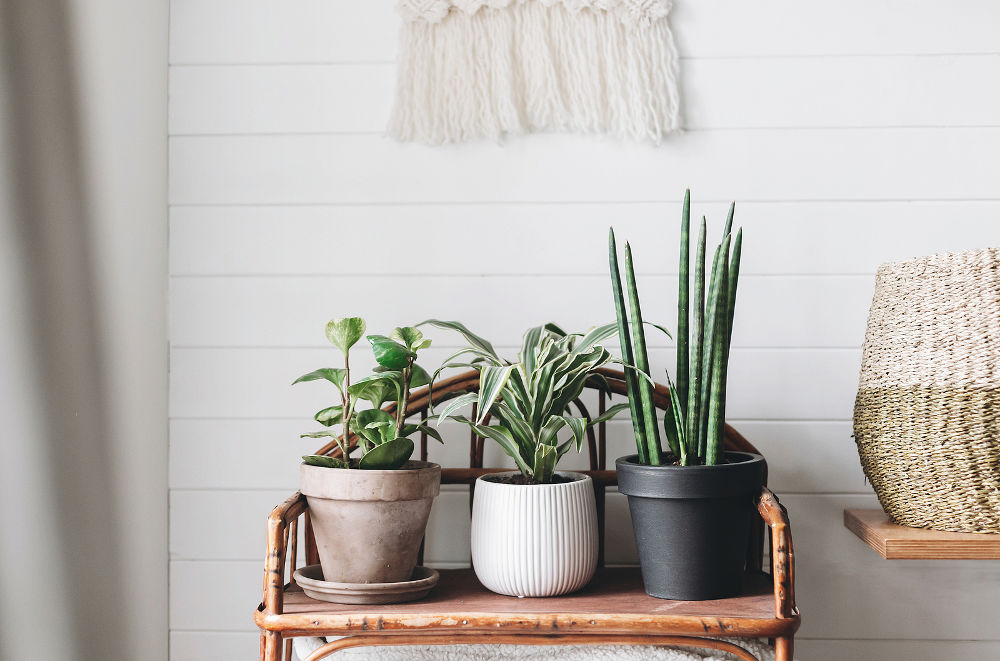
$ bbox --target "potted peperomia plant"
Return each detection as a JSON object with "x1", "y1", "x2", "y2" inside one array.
[
  {"x1": 292, "y1": 318, "x2": 442, "y2": 588},
  {"x1": 425, "y1": 320, "x2": 626, "y2": 597},
  {"x1": 610, "y1": 191, "x2": 764, "y2": 601}
]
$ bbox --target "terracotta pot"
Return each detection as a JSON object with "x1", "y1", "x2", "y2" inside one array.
[
  {"x1": 300, "y1": 460, "x2": 441, "y2": 584},
  {"x1": 471, "y1": 471, "x2": 598, "y2": 597}
]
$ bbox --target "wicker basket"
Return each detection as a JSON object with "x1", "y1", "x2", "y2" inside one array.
[{"x1": 854, "y1": 247, "x2": 1000, "y2": 533}]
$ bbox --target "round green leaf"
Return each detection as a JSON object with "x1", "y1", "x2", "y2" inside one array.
[
  {"x1": 314, "y1": 405, "x2": 343, "y2": 426},
  {"x1": 348, "y1": 373, "x2": 401, "y2": 408},
  {"x1": 326, "y1": 318, "x2": 366, "y2": 354},
  {"x1": 356, "y1": 408, "x2": 397, "y2": 443},
  {"x1": 367, "y1": 335, "x2": 416, "y2": 370},
  {"x1": 389, "y1": 326, "x2": 424, "y2": 351},
  {"x1": 409, "y1": 363, "x2": 431, "y2": 389},
  {"x1": 358, "y1": 437, "x2": 414, "y2": 470},
  {"x1": 301, "y1": 455, "x2": 348, "y2": 469}
]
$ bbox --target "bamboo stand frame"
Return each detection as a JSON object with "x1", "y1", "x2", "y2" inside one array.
[{"x1": 255, "y1": 370, "x2": 799, "y2": 660}]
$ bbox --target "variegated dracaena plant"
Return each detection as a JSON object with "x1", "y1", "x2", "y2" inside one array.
[
  {"x1": 292, "y1": 318, "x2": 442, "y2": 470},
  {"x1": 422, "y1": 320, "x2": 630, "y2": 484}
]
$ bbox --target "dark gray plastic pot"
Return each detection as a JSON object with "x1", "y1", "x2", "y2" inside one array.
[{"x1": 616, "y1": 451, "x2": 765, "y2": 601}]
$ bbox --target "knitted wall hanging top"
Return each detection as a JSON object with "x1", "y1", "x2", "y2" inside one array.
[{"x1": 390, "y1": 0, "x2": 681, "y2": 144}]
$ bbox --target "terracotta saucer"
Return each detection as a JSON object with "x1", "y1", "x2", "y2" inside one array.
[{"x1": 293, "y1": 565, "x2": 440, "y2": 605}]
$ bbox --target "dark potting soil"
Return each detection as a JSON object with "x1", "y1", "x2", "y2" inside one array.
[{"x1": 485, "y1": 473, "x2": 577, "y2": 486}]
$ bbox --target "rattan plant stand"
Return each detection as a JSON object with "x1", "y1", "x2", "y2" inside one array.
[{"x1": 255, "y1": 370, "x2": 799, "y2": 661}]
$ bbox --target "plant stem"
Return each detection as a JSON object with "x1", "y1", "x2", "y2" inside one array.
[
  {"x1": 609, "y1": 228, "x2": 649, "y2": 464},
  {"x1": 624, "y1": 242, "x2": 664, "y2": 463},
  {"x1": 398, "y1": 362, "x2": 412, "y2": 432},
  {"x1": 342, "y1": 352, "x2": 351, "y2": 467}
]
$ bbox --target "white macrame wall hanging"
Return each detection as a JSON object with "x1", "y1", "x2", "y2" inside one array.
[{"x1": 390, "y1": 0, "x2": 681, "y2": 144}]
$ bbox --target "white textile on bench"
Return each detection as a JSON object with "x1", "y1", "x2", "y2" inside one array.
[{"x1": 292, "y1": 637, "x2": 783, "y2": 661}]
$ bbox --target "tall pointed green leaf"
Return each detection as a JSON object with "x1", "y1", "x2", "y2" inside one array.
[
  {"x1": 676, "y1": 189, "x2": 690, "y2": 419},
  {"x1": 723, "y1": 201, "x2": 735, "y2": 238},
  {"x1": 698, "y1": 240, "x2": 725, "y2": 458},
  {"x1": 624, "y1": 242, "x2": 663, "y2": 465},
  {"x1": 686, "y1": 217, "x2": 707, "y2": 459},
  {"x1": 664, "y1": 371, "x2": 688, "y2": 465},
  {"x1": 609, "y1": 228, "x2": 648, "y2": 464},
  {"x1": 725, "y1": 227, "x2": 742, "y2": 368},
  {"x1": 705, "y1": 235, "x2": 731, "y2": 466}
]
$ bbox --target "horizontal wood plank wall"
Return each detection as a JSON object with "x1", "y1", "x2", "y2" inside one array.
[{"x1": 168, "y1": 2, "x2": 1000, "y2": 659}]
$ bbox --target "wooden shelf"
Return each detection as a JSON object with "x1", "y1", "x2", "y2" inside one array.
[{"x1": 844, "y1": 509, "x2": 1000, "y2": 559}]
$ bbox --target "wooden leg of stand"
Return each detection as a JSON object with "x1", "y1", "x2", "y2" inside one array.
[
  {"x1": 284, "y1": 638, "x2": 293, "y2": 661},
  {"x1": 261, "y1": 631, "x2": 282, "y2": 661},
  {"x1": 775, "y1": 636, "x2": 793, "y2": 661}
]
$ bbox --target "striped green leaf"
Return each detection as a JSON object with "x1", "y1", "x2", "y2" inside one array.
[
  {"x1": 588, "y1": 402, "x2": 630, "y2": 426},
  {"x1": 472, "y1": 424, "x2": 532, "y2": 476},
  {"x1": 418, "y1": 319, "x2": 499, "y2": 359},
  {"x1": 477, "y1": 364, "x2": 515, "y2": 424},
  {"x1": 434, "y1": 391, "x2": 479, "y2": 426},
  {"x1": 532, "y1": 444, "x2": 558, "y2": 484}
]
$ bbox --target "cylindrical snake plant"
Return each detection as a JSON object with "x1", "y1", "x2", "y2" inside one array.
[{"x1": 609, "y1": 190, "x2": 742, "y2": 466}]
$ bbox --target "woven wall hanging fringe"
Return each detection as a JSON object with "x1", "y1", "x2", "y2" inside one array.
[{"x1": 390, "y1": 0, "x2": 681, "y2": 144}]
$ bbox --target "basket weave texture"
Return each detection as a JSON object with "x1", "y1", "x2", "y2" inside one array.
[{"x1": 854, "y1": 247, "x2": 1000, "y2": 533}]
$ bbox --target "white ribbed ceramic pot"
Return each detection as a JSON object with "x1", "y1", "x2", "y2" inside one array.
[{"x1": 471, "y1": 471, "x2": 598, "y2": 597}]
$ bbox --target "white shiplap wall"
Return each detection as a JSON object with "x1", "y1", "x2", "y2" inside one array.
[{"x1": 168, "y1": 2, "x2": 1000, "y2": 659}]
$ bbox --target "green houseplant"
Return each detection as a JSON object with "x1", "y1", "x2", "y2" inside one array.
[
  {"x1": 292, "y1": 318, "x2": 442, "y2": 590},
  {"x1": 610, "y1": 191, "x2": 764, "y2": 601},
  {"x1": 425, "y1": 320, "x2": 624, "y2": 596}
]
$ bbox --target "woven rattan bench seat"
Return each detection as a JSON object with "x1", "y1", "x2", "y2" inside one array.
[{"x1": 260, "y1": 567, "x2": 794, "y2": 638}]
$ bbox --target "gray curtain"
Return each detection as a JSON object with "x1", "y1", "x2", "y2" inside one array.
[{"x1": 0, "y1": 2, "x2": 136, "y2": 659}]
